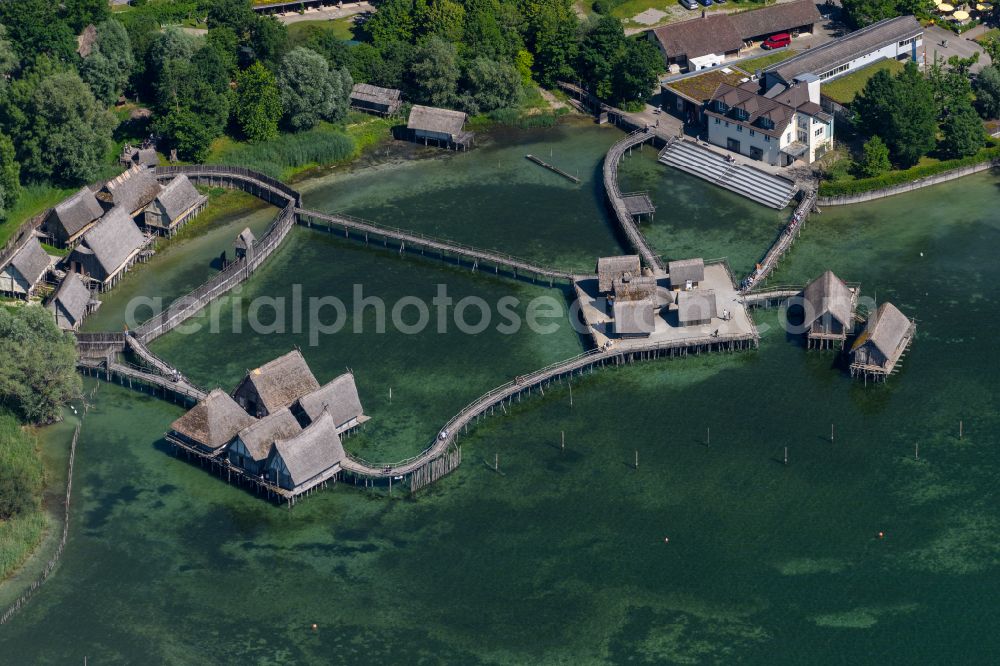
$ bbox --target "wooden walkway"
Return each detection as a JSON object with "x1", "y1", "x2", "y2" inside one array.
[
  {"x1": 78, "y1": 357, "x2": 207, "y2": 404},
  {"x1": 603, "y1": 129, "x2": 668, "y2": 273},
  {"x1": 742, "y1": 189, "x2": 817, "y2": 292},
  {"x1": 295, "y1": 208, "x2": 574, "y2": 283}
]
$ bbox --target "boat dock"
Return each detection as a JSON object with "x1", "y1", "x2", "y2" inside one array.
[{"x1": 525, "y1": 154, "x2": 580, "y2": 183}]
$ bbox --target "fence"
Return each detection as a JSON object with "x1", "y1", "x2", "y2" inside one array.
[
  {"x1": 0, "y1": 210, "x2": 50, "y2": 271},
  {"x1": 134, "y1": 203, "x2": 296, "y2": 342},
  {"x1": 153, "y1": 165, "x2": 301, "y2": 206},
  {"x1": 0, "y1": 424, "x2": 80, "y2": 626},
  {"x1": 817, "y1": 160, "x2": 1000, "y2": 206}
]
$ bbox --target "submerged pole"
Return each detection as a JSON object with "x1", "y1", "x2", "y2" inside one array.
[
  {"x1": 784, "y1": 447, "x2": 788, "y2": 465},
  {"x1": 561, "y1": 430, "x2": 565, "y2": 451},
  {"x1": 634, "y1": 450, "x2": 638, "y2": 470},
  {"x1": 959, "y1": 420, "x2": 963, "y2": 439}
]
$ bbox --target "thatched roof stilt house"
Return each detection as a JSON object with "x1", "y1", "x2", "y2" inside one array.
[
  {"x1": 232, "y1": 349, "x2": 321, "y2": 418},
  {"x1": 668, "y1": 258, "x2": 705, "y2": 290},
  {"x1": 167, "y1": 389, "x2": 258, "y2": 456},
  {"x1": 66, "y1": 206, "x2": 149, "y2": 291},
  {"x1": 294, "y1": 372, "x2": 369, "y2": 434},
  {"x1": 265, "y1": 411, "x2": 346, "y2": 496},
  {"x1": 98, "y1": 164, "x2": 162, "y2": 215},
  {"x1": 350, "y1": 83, "x2": 402, "y2": 116},
  {"x1": 142, "y1": 175, "x2": 207, "y2": 236},
  {"x1": 0, "y1": 236, "x2": 51, "y2": 299},
  {"x1": 800, "y1": 270, "x2": 856, "y2": 349},
  {"x1": 406, "y1": 105, "x2": 474, "y2": 150},
  {"x1": 850, "y1": 302, "x2": 915, "y2": 382},
  {"x1": 47, "y1": 273, "x2": 95, "y2": 331},
  {"x1": 43, "y1": 187, "x2": 105, "y2": 248},
  {"x1": 596, "y1": 255, "x2": 642, "y2": 293},
  {"x1": 227, "y1": 407, "x2": 303, "y2": 477}
]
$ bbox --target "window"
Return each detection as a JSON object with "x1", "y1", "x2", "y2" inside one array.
[
  {"x1": 898, "y1": 37, "x2": 916, "y2": 48},
  {"x1": 716, "y1": 101, "x2": 729, "y2": 113},
  {"x1": 785, "y1": 133, "x2": 791, "y2": 142},
  {"x1": 750, "y1": 130, "x2": 755, "y2": 137},
  {"x1": 819, "y1": 63, "x2": 850, "y2": 80},
  {"x1": 725, "y1": 121, "x2": 730, "y2": 127},
  {"x1": 760, "y1": 118, "x2": 774, "y2": 130},
  {"x1": 737, "y1": 125, "x2": 743, "y2": 133},
  {"x1": 814, "y1": 127, "x2": 824, "y2": 137},
  {"x1": 714, "y1": 117, "x2": 721, "y2": 124},
  {"x1": 735, "y1": 108, "x2": 749, "y2": 121},
  {"x1": 765, "y1": 135, "x2": 771, "y2": 142}
]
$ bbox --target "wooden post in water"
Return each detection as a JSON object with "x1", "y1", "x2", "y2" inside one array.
[
  {"x1": 634, "y1": 450, "x2": 638, "y2": 470},
  {"x1": 783, "y1": 447, "x2": 788, "y2": 465},
  {"x1": 706, "y1": 427, "x2": 710, "y2": 447},
  {"x1": 959, "y1": 420, "x2": 963, "y2": 439},
  {"x1": 561, "y1": 431, "x2": 565, "y2": 451},
  {"x1": 495, "y1": 453, "x2": 499, "y2": 472},
  {"x1": 389, "y1": 387, "x2": 392, "y2": 403},
  {"x1": 569, "y1": 381, "x2": 573, "y2": 407},
  {"x1": 830, "y1": 423, "x2": 834, "y2": 443},
  {"x1": 915, "y1": 442, "x2": 919, "y2": 461}
]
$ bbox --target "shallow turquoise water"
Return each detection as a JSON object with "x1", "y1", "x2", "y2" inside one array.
[{"x1": 2, "y1": 129, "x2": 999, "y2": 664}]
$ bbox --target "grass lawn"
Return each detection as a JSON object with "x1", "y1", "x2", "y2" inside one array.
[
  {"x1": 822, "y1": 59, "x2": 906, "y2": 105},
  {"x1": 614, "y1": 0, "x2": 769, "y2": 23},
  {"x1": 740, "y1": 48, "x2": 799, "y2": 71},
  {"x1": 974, "y1": 27, "x2": 1000, "y2": 43},
  {"x1": 288, "y1": 17, "x2": 359, "y2": 43},
  {"x1": 0, "y1": 184, "x2": 78, "y2": 248}
]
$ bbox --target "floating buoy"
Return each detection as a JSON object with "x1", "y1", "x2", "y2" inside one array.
[
  {"x1": 664, "y1": 537, "x2": 669, "y2": 544},
  {"x1": 877, "y1": 531, "x2": 884, "y2": 539},
  {"x1": 311, "y1": 623, "x2": 318, "y2": 631}
]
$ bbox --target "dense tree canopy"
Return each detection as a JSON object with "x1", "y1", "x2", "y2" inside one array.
[
  {"x1": 0, "y1": 307, "x2": 81, "y2": 425},
  {"x1": 940, "y1": 98, "x2": 986, "y2": 158},
  {"x1": 0, "y1": 134, "x2": 21, "y2": 219},
  {"x1": 859, "y1": 136, "x2": 891, "y2": 177},
  {"x1": 278, "y1": 47, "x2": 352, "y2": 131},
  {"x1": 410, "y1": 37, "x2": 461, "y2": 107},
  {"x1": 235, "y1": 62, "x2": 282, "y2": 142},
  {"x1": 975, "y1": 65, "x2": 1000, "y2": 119},
  {"x1": 855, "y1": 62, "x2": 936, "y2": 168}
]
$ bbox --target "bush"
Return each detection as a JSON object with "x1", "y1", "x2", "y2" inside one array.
[
  {"x1": 216, "y1": 127, "x2": 356, "y2": 179},
  {"x1": 819, "y1": 144, "x2": 1000, "y2": 197},
  {"x1": 0, "y1": 412, "x2": 43, "y2": 520}
]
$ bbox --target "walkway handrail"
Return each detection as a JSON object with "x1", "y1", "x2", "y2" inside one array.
[
  {"x1": 154, "y1": 165, "x2": 301, "y2": 206},
  {"x1": 297, "y1": 208, "x2": 574, "y2": 281},
  {"x1": 603, "y1": 129, "x2": 667, "y2": 272}
]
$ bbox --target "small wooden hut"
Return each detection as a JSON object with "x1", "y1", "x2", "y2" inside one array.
[
  {"x1": 234, "y1": 228, "x2": 256, "y2": 261},
  {"x1": 142, "y1": 175, "x2": 207, "y2": 236},
  {"x1": 596, "y1": 255, "x2": 642, "y2": 293},
  {"x1": 98, "y1": 164, "x2": 162, "y2": 215},
  {"x1": 668, "y1": 258, "x2": 705, "y2": 290},
  {"x1": 613, "y1": 273, "x2": 657, "y2": 301},
  {"x1": 167, "y1": 389, "x2": 257, "y2": 457},
  {"x1": 44, "y1": 187, "x2": 105, "y2": 248},
  {"x1": 294, "y1": 372, "x2": 369, "y2": 434},
  {"x1": 849, "y1": 302, "x2": 915, "y2": 382},
  {"x1": 676, "y1": 290, "x2": 717, "y2": 327},
  {"x1": 0, "y1": 236, "x2": 51, "y2": 299},
  {"x1": 406, "y1": 105, "x2": 474, "y2": 150},
  {"x1": 66, "y1": 206, "x2": 149, "y2": 291},
  {"x1": 265, "y1": 411, "x2": 346, "y2": 496},
  {"x1": 350, "y1": 83, "x2": 402, "y2": 116},
  {"x1": 613, "y1": 298, "x2": 657, "y2": 337},
  {"x1": 232, "y1": 349, "x2": 321, "y2": 418},
  {"x1": 800, "y1": 270, "x2": 856, "y2": 349},
  {"x1": 47, "y1": 273, "x2": 94, "y2": 331},
  {"x1": 227, "y1": 407, "x2": 302, "y2": 477}
]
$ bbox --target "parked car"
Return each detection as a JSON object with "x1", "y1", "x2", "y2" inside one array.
[
  {"x1": 762, "y1": 33, "x2": 791, "y2": 50},
  {"x1": 698, "y1": 0, "x2": 713, "y2": 6},
  {"x1": 680, "y1": 0, "x2": 698, "y2": 8}
]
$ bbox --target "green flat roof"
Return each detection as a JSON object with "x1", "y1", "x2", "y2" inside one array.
[{"x1": 666, "y1": 66, "x2": 751, "y2": 104}]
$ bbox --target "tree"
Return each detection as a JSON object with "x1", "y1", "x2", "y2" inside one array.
[
  {"x1": 0, "y1": 412, "x2": 44, "y2": 520},
  {"x1": 940, "y1": 98, "x2": 986, "y2": 158},
  {"x1": 298, "y1": 23, "x2": 353, "y2": 69},
  {"x1": 156, "y1": 106, "x2": 220, "y2": 162},
  {"x1": 889, "y1": 61, "x2": 937, "y2": 167},
  {"x1": 525, "y1": 0, "x2": 578, "y2": 87},
  {"x1": 17, "y1": 71, "x2": 116, "y2": 184},
  {"x1": 409, "y1": 36, "x2": 460, "y2": 107},
  {"x1": 0, "y1": 25, "x2": 18, "y2": 77},
  {"x1": 235, "y1": 62, "x2": 282, "y2": 142},
  {"x1": 250, "y1": 16, "x2": 288, "y2": 69},
  {"x1": 148, "y1": 27, "x2": 198, "y2": 111},
  {"x1": 207, "y1": 0, "x2": 257, "y2": 38},
  {"x1": 62, "y1": 0, "x2": 109, "y2": 33},
  {"x1": 974, "y1": 65, "x2": 1000, "y2": 119},
  {"x1": 79, "y1": 19, "x2": 135, "y2": 105},
  {"x1": 859, "y1": 136, "x2": 891, "y2": 177},
  {"x1": 414, "y1": 0, "x2": 465, "y2": 44},
  {"x1": 854, "y1": 69, "x2": 896, "y2": 139},
  {"x1": 206, "y1": 26, "x2": 240, "y2": 77},
  {"x1": 0, "y1": 0, "x2": 75, "y2": 64},
  {"x1": 578, "y1": 16, "x2": 625, "y2": 99},
  {"x1": 0, "y1": 306, "x2": 81, "y2": 425},
  {"x1": 460, "y1": 57, "x2": 522, "y2": 114},
  {"x1": 0, "y1": 133, "x2": 21, "y2": 218},
  {"x1": 841, "y1": 0, "x2": 899, "y2": 28},
  {"x1": 462, "y1": 0, "x2": 511, "y2": 60},
  {"x1": 514, "y1": 48, "x2": 534, "y2": 86},
  {"x1": 366, "y1": 0, "x2": 415, "y2": 48},
  {"x1": 612, "y1": 37, "x2": 660, "y2": 107},
  {"x1": 278, "y1": 47, "x2": 351, "y2": 131},
  {"x1": 80, "y1": 52, "x2": 120, "y2": 104}
]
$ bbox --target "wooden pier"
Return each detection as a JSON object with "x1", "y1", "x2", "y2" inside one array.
[
  {"x1": 742, "y1": 189, "x2": 817, "y2": 292},
  {"x1": 77, "y1": 357, "x2": 207, "y2": 405},
  {"x1": 525, "y1": 154, "x2": 581, "y2": 183},
  {"x1": 295, "y1": 208, "x2": 574, "y2": 284}
]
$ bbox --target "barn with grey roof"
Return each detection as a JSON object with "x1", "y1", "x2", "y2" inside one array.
[
  {"x1": 676, "y1": 290, "x2": 718, "y2": 327},
  {"x1": 167, "y1": 389, "x2": 258, "y2": 456},
  {"x1": 47, "y1": 273, "x2": 94, "y2": 330},
  {"x1": 295, "y1": 372, "x2": 369, "y2": 434},
  {"x1": 0, "y1": 236, "x2": 51, "y2": 299},
  {"x1": 44, "y1": 187, "x2": 105, "y2": 248},
  {"x1": 142, "y1": 175, "x2": 207, "y2": 236},
  {"x1": 228, "y1": 408, "x2": 303, "y2": 476},
  {"x1": 669, "y1": 258, "x2": 705, "y2": 289},
  {"x1": 350, "y1": 83, "x2": 402, "y2": 116},
  {"x1": 266, "y1": 411, "x2": 346, "y2": 495},
  {"x1": 407, "y1": 105, "x2": 474, "y2": 150},
  {"x1": 232, "y1": 349, "x2": 321, "y2": 418},
  {"x1": 67, "y1": 206, "x2": 149, "y2": 291},
  {"x1": 850, "y1": 302, "x2": 914, "y2": 382}
]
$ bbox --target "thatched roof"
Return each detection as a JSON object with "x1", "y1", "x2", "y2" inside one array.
[
  {"x1": 351, "y1": 83, "x2": 401, "y2": 106},
  {"x1": 7, "y1": 236, "x2": 50, "y2": 288},
  {"x1": 613, "y1": 274, "x2": 656, "y2": 302},
  {"x1": 171, "y1": 389, "x2": 257, "y2": 451},
  {"x1": 677, "y1": 290, "x2": 718, "y2": 323},
  {"x1": 597, "y1": 255, "x2": 641, "y2": 292},
  {"x1": 801, "y1": 270, "x2": 853, "y2": 329},
  {"x1": 75, "y1": 206, "x2": 146, "y2": 278},
  {"x1": 152, "y1": 175, "x2": 205, "y2": 223},
  {"x1": 668, "y1": 258, "x2": 705, "y2": 286},
  {"x1": 101, "y1": 164, "x2": 161, "y2": 214},
  {"x1": 270, "y1": 411, "x2": 345, "y2": 487},
  {"x1": 48, "y1": 273, "x2": 91, "y2": 329},
  {"x1": 48, "y1": 187, "x2": 104, "y2": 239},
  {"x1": 407, "y1": 105, "x2": 467, "y2": 137},
  {"x1": 235, "y1": 227, "x2": 256, "y2": 251},
  {"x1": 237, "y1": 349, "x2": 320, "y2": 414},
  {"x1": 135, "y1": 148, "x2": 158, "y2": 167},
  {"x1": 77, "y1": 24, "x2": 97, "y2": 58},
  {"x1": 235, "y1": 407, "x2": 302, "y2": 462},
  {"x1": 297, "y1": 372, "x2": 365, "y2": 429},
  {"x1": 852, "y1": 302, "x2": 913, "y2": 358},
  {"x1": 614, "y1": 298, "x2": 656, "y2": 336}
]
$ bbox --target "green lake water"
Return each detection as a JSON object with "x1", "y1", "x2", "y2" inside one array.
[{"x1": 2, "y1": 125, "x2": 999, "y2": 664}]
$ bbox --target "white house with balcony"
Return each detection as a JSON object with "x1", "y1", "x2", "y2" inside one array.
[{"x1": 704, "y1": 73, "x2": 833, "y2": 167}]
